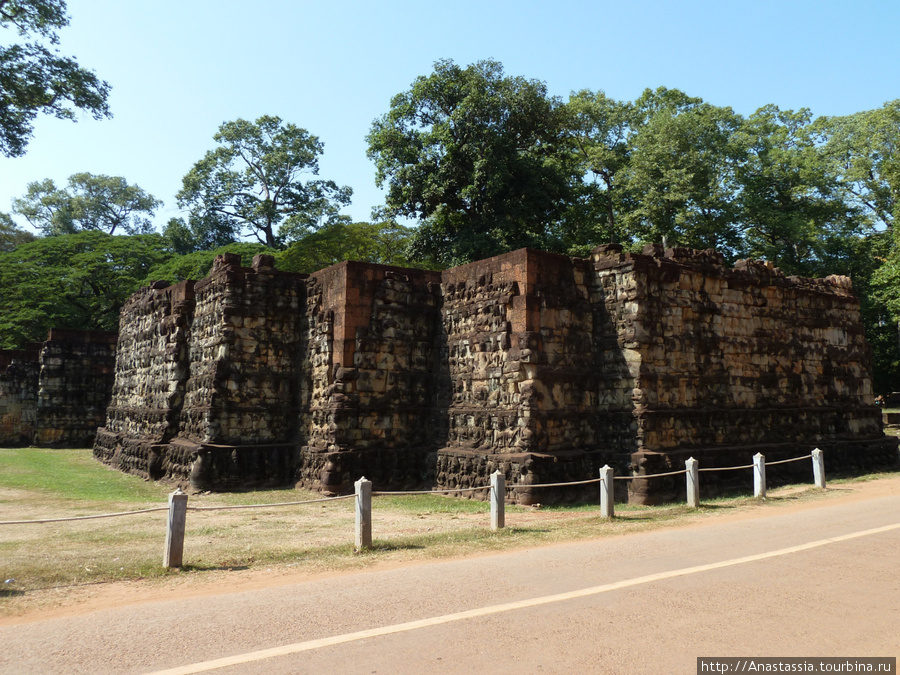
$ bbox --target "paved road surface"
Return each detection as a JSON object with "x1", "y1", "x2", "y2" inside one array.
[{"x1": 2, "y1": 488, "x2": 898, "y2": 674}]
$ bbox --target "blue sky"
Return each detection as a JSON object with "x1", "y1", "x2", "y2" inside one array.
[{"x1": 2, "y1": 0, "x2": 898, "y2": 232}]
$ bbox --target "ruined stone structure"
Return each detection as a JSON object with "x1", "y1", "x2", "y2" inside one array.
[
  {"x1": 0, "y1": 344, "x2": 41, "y2": 446},
  {"x1": 94, "y1": 246, "x2": 898, "y2": 503},
  {"x1": 0, "y1": 329, "x2": 117, "y2": 447}
]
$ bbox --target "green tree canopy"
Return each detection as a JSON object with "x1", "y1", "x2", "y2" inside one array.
[
  {"x1": 177, "y1": 115, "x2": 352, "y2": 250},
  {"x1": 563, "y1": 89, "x2": 635, "y2": 245},
  {"x1": 143, "y1": 242, "x2": 275, "y2": 285},
  {"x1": 367, "y1": 59, "x2": 577, "y2": 267},
  {"x1": 0, "y1": 210, "x2": 35, "y2": 251},
  {"x1": 619, "y1": 90, "x2": 746, "y2": 254},
  {"x1": 0, "y1": 231, "x2": 173, "y2": 347},
  {"x1": 815, "y1": 100, "x2": 900, "y2": 233},
  {"x1": 735, "y1": 105, "x2": 868, "y2": 276},
  {"x1": 277, "y1": 220, "x2": 419, "y2": 274},
  {"x1": 11, "y1": 172, "x2": 161, "y2": 235},
  {"x1": 0, "y1": 0, "x2": 110, "y2": 157},
  {"x1": 160, "y1": 214, "x2": 239, "y2": 255}
]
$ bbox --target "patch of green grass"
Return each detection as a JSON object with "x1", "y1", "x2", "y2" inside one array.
[
  {"x1": 0, "y1": 448, "x2": 171, "y2": 503},
  {"x1": 193, "y1": 486, "x2": 324, "y2": 506},
  {"x1": 372, "y1": 492, "x2": 492, "y2": 514}
]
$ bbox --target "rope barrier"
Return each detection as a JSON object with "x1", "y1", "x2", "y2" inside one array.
[
  {"x1": 0, "y1": 506, "x2": 169, "y2": 525},
  {"x1": 374, "y1": 485, "x2": 491, "y2": 496},
  {"x1": 512, "y1": 476, "x2": 604, "y2": 489},
  {"x1": 615, "y1": 468, "x2": 688, "y2": 480},
  {"x1": 765, "y1": 454, "x2": 813, "y2": 466},
  {"x1": 188, "y1": 494, "x2": 355, "y2": 511},
  {"x1": 0, "y1": 451, "x2": 820, "y2": 525},
  {"x1": 699, "y1": 463, "x2": 755, "y2": 473}
]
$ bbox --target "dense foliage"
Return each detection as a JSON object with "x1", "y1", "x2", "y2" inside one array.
[
  {"x1": 143, "y1": 242, "x2": 275, "y2": 285},
  {"x1": 0, "y1": 231, "x2": 172, "y2": 347},
  {"x1": 0, "y1": 211, "x2": 35, "y2": 251},
  {"x1": 278, "y1": 220, "x2": 419, "y2": 273},
  {"x1": 367, "y1": 59, "x2": 576, "y2": 267},
  {"x1": 0, "y1": 0, "x2": 110, "y2": 157}
]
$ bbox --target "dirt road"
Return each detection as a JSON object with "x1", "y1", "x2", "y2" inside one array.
[{"x1": 2, "y1": 477, "x2": 899, "y2": 674}]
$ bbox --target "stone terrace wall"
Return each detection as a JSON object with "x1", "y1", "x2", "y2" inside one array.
[
  {"x1": 592, "y1": 244, "x2": 894, "y2": 502},
  {"x1": 33, "y1": 329, "x2": 118, "y2": 447},
  {"x1": 436, "y1": 250, "x2": 602, "y2": 502},
  {"x1": 0, "y1": 346, "x2": 41, "y2": 446},
  {"x1": 94, "y1": 280, "x2": 194, "y2": 479},
  {"x1": 178, "y1": 254, "x2": 306, "y2": 489},
  {"x1": 95, "y1": 246, "x2": 898, "y2": 502},
  {"x1": 1, "y1": 332, "x2": 116, "y2": 448},
  {"x1": 96, "y1": 253, "x2": 307, "y2": 489},
  {"x1": 178, "y1": 254, "x2": 306, "y2": 446},
  {"x1": 298, "y1": 261, "x2": 443, "y2": 493}
]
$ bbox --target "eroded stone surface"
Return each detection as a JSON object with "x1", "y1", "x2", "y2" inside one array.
[
  {"x1": 94, "y1": 248, "x2": 899, "y2": 502},
  {"x1": 1, "y1": 330, "x2": 116, "y2": 447},
  {"x1": 0, "y1": 346, "x2": 41, "y2": 446}
]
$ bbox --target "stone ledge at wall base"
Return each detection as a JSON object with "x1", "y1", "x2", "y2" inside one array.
[
  {"x1": 296, "y1": 445, "x2": 434, "y2": 496},
  {"x1": 94, "y1": 431, "x2": 299, "y2": 491},
  {"x1": 93, "y1": 430, "x2": 165, "y2": 482},
  {"x1": 32, "y1": 410, "x2": 109, "y2": 448},
  {"x1": 433, "y1": 447, "x2": 635, "y2": 506},
  {"x1": 187, "y1": 442, "x2": 298, "y2": 491}
]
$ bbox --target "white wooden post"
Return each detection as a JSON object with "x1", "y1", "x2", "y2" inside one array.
[
  {"x1": 685, "y1": 457, "x2": 699, "y2": 508},
  {"x1": 599, "y1": 465, "x2": 614, "y2": 519},
  {"x1": 163, "y1": 489, "x2": 188, "y2": 568},
  {"x1": 490, "y1": 470, "x2": 505, "y2": 530},
  {"x1": 753, "y1": 452, "x2": 766, "y2": 499},
  {"x1": 812, "y1": 448, "x2": 826, "y2": 489},
  {"x1": 355, "y1": 476, "x2": 372, "y2": 550}
]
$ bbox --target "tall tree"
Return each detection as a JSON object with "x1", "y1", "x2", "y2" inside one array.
[
  {"x1": 177, "y1": 115, "x2": 352, "y2": 249},
  {"x1": 563, "y1": 89, "x2": 635, "y2": 244},
  {"x1": 735, "y1": 105, "x2": 867, "y2": 275},
  {"x1": 815, "y1": 100, "x2": 900, "y2": 232},
  {"x1": 0, "y1": 0, "x2": 110, "y2": 157},
  {"x1": 160, "y1": 214, "x2": 238, "y2": 255},
  {"x1": 618, "y1": 89, "x2": 746, "y2": 255},
  {"x1": 367, "y1": 59, "x2": 576, "y2": 267},
  {"x1": 11, "y1": 172, "x2": 161, "y2": 235}
]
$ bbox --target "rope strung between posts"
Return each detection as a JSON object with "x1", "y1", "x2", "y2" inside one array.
[
  {"x1": 374, "y1": 485, "x2": 491, "y2": 496},
  {"x1": 765, "y1": 454, "x2": 813, "y2": 466},
  {"x1": 0, "y1": 506, "x2": 169, "y2": 525},
  {"x1": 614, "y1": 468, "x2": 688, "y2": 481},
  {"x1": 188, "y1": 494, "x2": 355, "y2": 511},
  {"x1": 0, "y1": 451, "x2": 821, "y2": 525},
  {"x1": 512, "y1": 476, "x2": 604, "y2": 489},
  {"x1": 699, "y1": 463, "x2": 755, "y2": 473}
]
